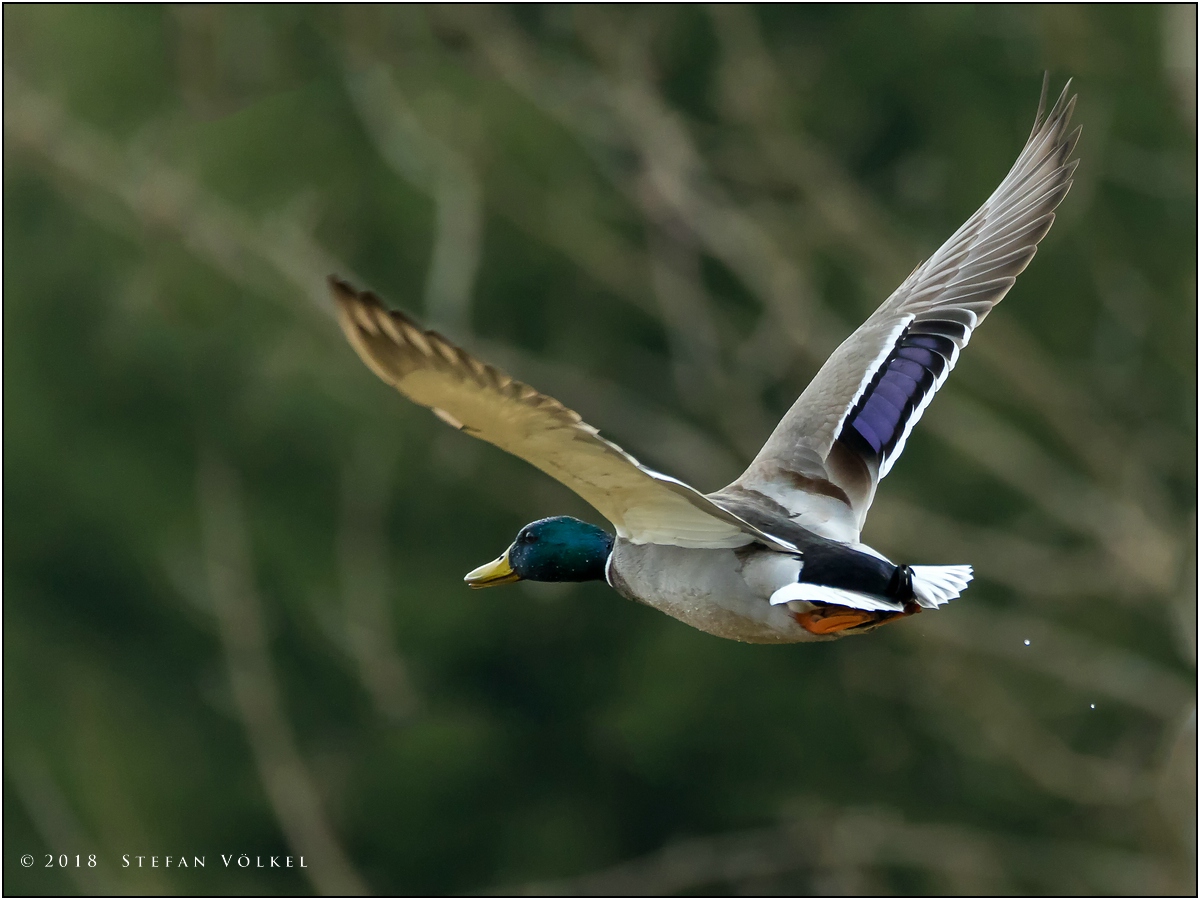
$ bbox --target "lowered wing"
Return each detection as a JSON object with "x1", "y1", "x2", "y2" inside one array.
[{"x1": 332, "y1": 278, "x2": 795, "y2": 552}]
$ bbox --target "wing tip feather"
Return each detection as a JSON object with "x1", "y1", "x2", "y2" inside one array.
[
  {"x1": 1032, "y1": 71, "x2": 1050, "y2": 133},
  {"x1": 328, "y1": 275, "x2": 591, "y2": 425}
]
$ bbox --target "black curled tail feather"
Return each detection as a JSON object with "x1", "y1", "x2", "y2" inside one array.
[{"x1": 886, "y1": 564, "x2": 915, "y2": 602}]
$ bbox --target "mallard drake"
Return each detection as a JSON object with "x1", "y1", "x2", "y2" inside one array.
[{"x1": 331, "y1": 81, "x2": 1079, "y2": 643}]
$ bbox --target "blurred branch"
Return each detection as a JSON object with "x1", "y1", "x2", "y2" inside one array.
[
  {"x1": 3, "y1": 71, "x2": 343, "y2": 325},
  {"x1": 442, "y1": 6, "x2": 845, "y2": 366},
  {"x1": 911, "y1": 605, "x2": 1192, "y2": 720},
  {"x1": 642, "y1": 193, "x2": 727, "y2": 417},
  {"x1": 847, "y1": 632, "x2": 1181, "y2": 811},
  {"x1": 9, "y1": 69, "x2": 421, "y2": 757},
  {"x1": 507, "y1": 798, "x2": 1182, "y2": 895},
  {"x1": 337, "y1": 434, "x2": 420, "y2": 722},
  {"x1": 197, "y1": 451, "x2": 369, "y2": 896},
  {"x1": 707, "y1": 5, "x2": 913, "y2": 279},
  {"x1": 1, "y1": 73, "x2": 408, "y2": 432},
  {"x1": 965, "y1": 315, "x2": 1178, "y2": 492},
  {"x1": 1167, "y1": 513, "x2": 1197, "y2": 666},
  {"x1": 5, "y1": 754, "x2": 121, "y2": 894},
  {"x1": 506, "y1": 809, "x2": 1006, "y2": 895},
  {"x1": 1162, "y1": 4, "x2": 1198, "y2": 131},
  {"x1": 633, "y1": 131, "x2": 789, "y2": 452},
  {"x1": 928, "y1": 393, "x2": 1179, "y2": 593},
  {"x1": 342, "y1": 63, "x2": 483, "y2": 333},
  {"x1": 1154, "y1": 706, "x2": 1197, "y2": 879},
  {"x1": 913, "y1": 656, "x2": 1155, "y2": 806},
  {"x1": 605, "y1": 64, "x2": 841, "y2": 364}
]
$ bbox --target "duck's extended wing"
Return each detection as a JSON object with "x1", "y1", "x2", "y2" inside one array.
[
  {"x1": 332, "y1": 278, "x2": 794, "y2": 552},
  {"x1": 717, "y1": 79, "x2": 1080, "y2": 543}
]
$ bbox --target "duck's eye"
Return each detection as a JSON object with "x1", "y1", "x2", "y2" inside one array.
[{"x1": 522, "y1": 532, "x2": 536, "y2": 544}]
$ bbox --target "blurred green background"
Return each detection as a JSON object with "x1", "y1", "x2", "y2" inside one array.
[{"x1": 4, "y1": 4, "x2": 1195, "y2": 896}]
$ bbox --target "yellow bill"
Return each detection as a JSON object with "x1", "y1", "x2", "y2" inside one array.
[{"x1": 464, "y1": 549, "x2": 521, "y2": 588}]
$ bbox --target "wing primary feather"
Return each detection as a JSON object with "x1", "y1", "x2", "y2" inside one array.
[{"x1": 398, "y1": 319, "x2": 432, "y2": 356}]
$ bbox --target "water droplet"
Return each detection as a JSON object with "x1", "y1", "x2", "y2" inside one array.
[
  {"x1": 1023, "y1": 639, "x2": 1031, "y2": 646},
  {"x1": 1090, "y1": 703, "x2": 1096, "y2": 709}
]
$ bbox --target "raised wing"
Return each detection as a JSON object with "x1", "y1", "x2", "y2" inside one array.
[
  {"x1": 331, "y1": 278, "x2": 795, "y2": 551},
  {"x1": 722, "y1": 79, "x2": 1080, "y2": 543}
]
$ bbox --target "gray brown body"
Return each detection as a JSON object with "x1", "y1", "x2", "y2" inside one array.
[{"x1": 606, "y1": 540, "x2": 819, "y2": 643}]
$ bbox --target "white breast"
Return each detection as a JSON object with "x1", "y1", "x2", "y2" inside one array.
[{"x1": 606, "y1": 541, "x2": 816, "y2": 644}]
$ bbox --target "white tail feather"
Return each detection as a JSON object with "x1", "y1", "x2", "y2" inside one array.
[{"x1": 910, "y1": 564, "x2": 973, "y2": 608}]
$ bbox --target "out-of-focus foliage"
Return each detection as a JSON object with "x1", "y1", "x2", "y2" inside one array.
[{"x1": 4, "y1": 5, "x2": 1194, "y2": 896}]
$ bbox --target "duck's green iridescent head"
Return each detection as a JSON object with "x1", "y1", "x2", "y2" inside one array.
[{"x1": 464, "y1": 516, "x2": 614, "y2": 588}]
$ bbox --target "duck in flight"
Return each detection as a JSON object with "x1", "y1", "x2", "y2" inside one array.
[{"x1": 331, "y1": 80, "x2": 1079, "y2": 643}]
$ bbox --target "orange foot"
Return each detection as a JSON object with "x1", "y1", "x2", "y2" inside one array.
[
  {"x1": 793, "y1": 607, "x2": 874, "y2": 635},
  {"x1": 794, "y1": 602, "x2": 922, "y2": 635}
]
